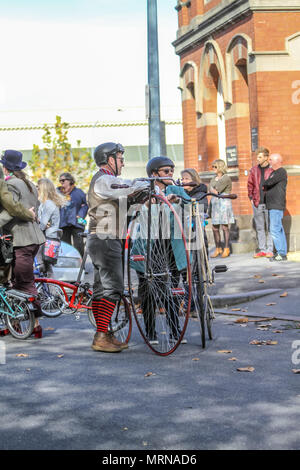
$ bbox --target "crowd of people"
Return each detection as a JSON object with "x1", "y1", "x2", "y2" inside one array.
[{"x1": 0, "y1": 144, "x2": 288, "y2": 347}]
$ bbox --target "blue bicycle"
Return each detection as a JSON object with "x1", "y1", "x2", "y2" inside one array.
[{"x1": 0, "y1": 285, "x2": 36, "y2": 339}]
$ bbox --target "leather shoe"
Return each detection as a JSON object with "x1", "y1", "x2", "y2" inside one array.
[
  {"x1": 221, "y1": 247, "x2": 230, "y2": 258},
  {"x1": 211, "y1": 247, "x2": 223, "y2": 258},
  {"x1": 32, "y1": 325, "x2": 42, "y2": 338},
  {"x1": 92, "y1": 332, "x2": 122, "y2": 353},
  {"x1": 109, "y1": 332, "x2": 129, "y2": 350}
]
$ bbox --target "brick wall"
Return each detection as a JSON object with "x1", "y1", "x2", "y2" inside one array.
[{"x1": 175, "y1": 2, "x2": 300, "y2": 224}]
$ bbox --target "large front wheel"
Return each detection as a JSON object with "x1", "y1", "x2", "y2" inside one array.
[{"x1": 126, "y1": 194, "x2": 192, "y2": 356}]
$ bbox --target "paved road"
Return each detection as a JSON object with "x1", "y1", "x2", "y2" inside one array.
[
  {"x1": 1, "y1": 304, "x2": 299, "y2": 451},
  {"x1": 1, "y1": 252, "x2": 299, "y2": 451}
]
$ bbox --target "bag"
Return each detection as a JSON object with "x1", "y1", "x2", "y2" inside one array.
[
  {"x1": 42, "y1": 238, "x2": 61, "y2": 265},
  {"x1": 0, "y1": 234, "x2": 14, "y2": 266}
]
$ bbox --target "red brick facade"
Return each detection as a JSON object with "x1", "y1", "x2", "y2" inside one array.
[{"x1": 173, "y1": 0, "x2": 300, "y2": 251}]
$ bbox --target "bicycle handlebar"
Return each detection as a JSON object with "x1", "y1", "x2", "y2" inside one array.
[
  {"x1": 110, "y1": 179, "x2": 237, "y2": 202},
  {"x1": 110, "y1": 177, "x2": 176, "y2": 190},
  {"x1": 216, "y1": 193, "x2": 237, "y2": 200},
  {"x1": 110, "y1": 184, "x2": 130, "y2": 189},
  {"x1": 179, "y1": 192, "x2": 238, "y2": 203}
]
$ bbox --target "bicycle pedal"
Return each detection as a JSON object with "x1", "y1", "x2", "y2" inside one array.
[{"x1": 213, "y1": 265, "x2": 228, "y2": 273}]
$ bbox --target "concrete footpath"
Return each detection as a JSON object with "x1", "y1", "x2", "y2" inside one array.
[{"x1": 209, "y1": 251, "x2": 300, "y2": 322}]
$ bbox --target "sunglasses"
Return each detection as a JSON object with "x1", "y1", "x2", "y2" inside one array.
[
  {"x1": 59, "y1": 179, "x2": 69, "y2": 183},
  {"x1": 212, "y1": 165, "x2": 217, "y2": 169},
  {"x1": 158, "y1": 168, "x2": 174, "y2": 175}
]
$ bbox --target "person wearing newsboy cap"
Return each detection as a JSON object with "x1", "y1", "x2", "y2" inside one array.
[{"x1": 0, "y1": 150, "x2": 45, "y2": 338}]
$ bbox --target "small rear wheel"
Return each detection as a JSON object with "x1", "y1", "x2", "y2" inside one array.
[
  {"x1": 5, "y1": 300, "x2": 35, "y2": 339},
  {"x1": 205, "y1": 294, "x2": 214, "y2": 340},
  {"x1": 36, "y1": 281, "x2": 66, "y2": 318},
  {"x1": 194, "y1": 247, "x2": 206, "y2": 348}
]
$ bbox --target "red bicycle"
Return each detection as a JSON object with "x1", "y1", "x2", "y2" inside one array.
[{"x1": 34, "y1": 235, "x2": 132, "y2": 346}]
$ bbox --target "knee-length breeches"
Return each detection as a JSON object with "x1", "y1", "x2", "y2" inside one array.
[{"x1": 87, "y1": 236, "x2": 124, "y2": 301}]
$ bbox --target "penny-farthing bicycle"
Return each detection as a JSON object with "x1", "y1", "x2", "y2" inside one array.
[
  {"x1": 112, "y1": 178, "x2": 236, "y2": 356},
  {"x1": 112, "y1": 177, "x2": 193, "y2": 356},
  {"x1": 181, "y1": 194, "x2": 235, "y2": 348}
]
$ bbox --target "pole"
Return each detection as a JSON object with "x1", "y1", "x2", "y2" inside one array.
[{"x1": 147, "y1": 0, "x2": 162, "y2": 159}]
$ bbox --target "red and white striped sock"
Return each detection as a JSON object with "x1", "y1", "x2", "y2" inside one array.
[
  {"x1": 93, "y1": 297, "x2": 116, "y2": 333},
  {"x1": 92, "y1": 300, "x2": 102, "y2": 331}
]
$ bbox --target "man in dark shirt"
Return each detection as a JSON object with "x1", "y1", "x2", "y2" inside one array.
[
  {"x1": 264, "y1": 154, "x2": 288, "y2": 261},
  {"x1": 247, "y1": 147, "x2": 274, "y2": 258}
]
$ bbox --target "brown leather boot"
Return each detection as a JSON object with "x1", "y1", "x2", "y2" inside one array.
[
  {"x1": 221, "y1": 247, "x2": 230, "y2": 258},
  {"x1": 109, "y1": 332, "x2": 129, "y2": 350},
  {"x1": 210, "y1": 247, "x2": 223, "y2": 258},
  {"x1": 92, "y1": 332, "x2": 122, "y2": 353}
]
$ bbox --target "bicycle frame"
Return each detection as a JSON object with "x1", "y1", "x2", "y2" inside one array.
[
  {"x1": 0, "y1": 287, "x2": 19, "y2": 318},
  {"x1": 0, "y1": 285, "x2": 36, "y2": 315},
  {"x1": 35, "y1": 277, "x2": 92, "y2": 312}
]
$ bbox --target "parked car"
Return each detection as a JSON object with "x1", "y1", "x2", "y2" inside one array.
[{"x1": 52, "y1": 241, "x2": 82, "y2": 282}]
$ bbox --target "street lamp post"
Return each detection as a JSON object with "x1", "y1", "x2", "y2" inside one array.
[{"x1": 147, "y1": 0, "x2": 162, "y2": 159}]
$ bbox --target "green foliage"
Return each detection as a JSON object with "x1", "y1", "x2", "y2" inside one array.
[{"x1": 29, "y1": 115, "x2": 96, "y2": 191}]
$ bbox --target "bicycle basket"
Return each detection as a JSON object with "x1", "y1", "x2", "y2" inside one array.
[{"x1": 0, "y1": 234, "x2": 14, "y2": 265}]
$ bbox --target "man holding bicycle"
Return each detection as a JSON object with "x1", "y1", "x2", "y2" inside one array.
[
  {"x1": 87, "y1": 142, "x2": 148, "y2": 353},
  {"x1": 132, "y1": 156, "x2": 190, "y2": 345}
]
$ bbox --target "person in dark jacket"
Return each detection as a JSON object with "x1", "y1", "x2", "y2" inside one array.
[
  {"x1": 247, "y1": 147, "x2": 274, "y2": 258},
  {"x1": 263, "y1": 153, "x2": 288, "y2": 262},
  {"x1": 58, "y1": 172, "x2": 88, "y2": 257},
  {"x1": 181, "y1": 168, "x2": 208, "y2": 211}
]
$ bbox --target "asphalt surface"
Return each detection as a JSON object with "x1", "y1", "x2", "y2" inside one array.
[{"x1": 0, "y1": 252, "x2": 299, "y2": 452}]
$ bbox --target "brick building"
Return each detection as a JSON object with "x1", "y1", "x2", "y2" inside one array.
[{"x1": 173, "y1": 0, "x2": 300, "y2": 252}]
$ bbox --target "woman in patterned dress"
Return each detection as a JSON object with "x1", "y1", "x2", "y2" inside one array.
[{"x1": 209, "y1": 159, "x2": 234, "y2": 258}]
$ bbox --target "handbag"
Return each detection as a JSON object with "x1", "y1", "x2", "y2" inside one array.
[
  {"x1": 0, "y1": 234, "x2": 14, "y2": 266},
  {"x1": 42, "y1": 238, "x2": 61, "y2": 265}
]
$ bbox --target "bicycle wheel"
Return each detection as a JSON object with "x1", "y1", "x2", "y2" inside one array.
[
  {"x1": 127, "y1": 194, "x2": 192, "y2": 356},
  {"x1": 88, "y1": 295, "x2": 132, "y2": 345},
  {"x1": 191, "y1": 250, "x2": 206, "y2": 348},
  {"x1": 5, "y1": 299, "x2": 35, "y2": 339},
  {"x1": 193, "y1": 212, "x2": 215, "y2": 346},
  {"x1": 205, "y1": 292, "x2": 214, "y2": 340},
  {"x1": 36, "y1": 281, "x2": 66, "y2": 318}
]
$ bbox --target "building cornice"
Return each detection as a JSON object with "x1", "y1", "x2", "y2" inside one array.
[
  {"x1": 0, "y1": 120, "x2": 183, "y2": 132},
  {"x1": 173, "y1": 0, "x2": 300, "y2": 56}
]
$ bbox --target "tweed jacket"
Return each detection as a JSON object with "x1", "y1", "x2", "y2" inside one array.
[
  {"x1": 0, "y1": 176, "x2": 45, "y2": 247},
  {"x1": 0, "y1": 179, "x2": 34, "y2": 223}
]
